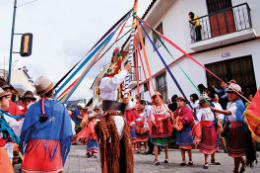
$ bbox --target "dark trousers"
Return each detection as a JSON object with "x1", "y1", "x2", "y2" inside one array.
[{"x1": 195, "y1": 25, "x2": 202, "y2": 41}]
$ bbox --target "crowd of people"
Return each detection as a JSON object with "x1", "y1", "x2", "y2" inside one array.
[{"x1": 0, "y1": 46, "x2": 257, "y2": 173}]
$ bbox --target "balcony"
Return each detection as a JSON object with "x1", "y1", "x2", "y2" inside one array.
[
  {"x1": 128, "y1": 66, "x2": 141, "y2": 89},
  {"x1": 189, "y1": 3, "x2": 256, "y2": 52}
]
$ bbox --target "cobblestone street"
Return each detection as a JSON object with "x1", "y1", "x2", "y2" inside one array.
[{"x1": 15, "y1": 144, "x2": 260, "y2": 173}]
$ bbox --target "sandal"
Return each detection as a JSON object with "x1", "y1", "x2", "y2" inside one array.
[
  {"x1": 154, "y1": 160, "x2": 161, "y2": 166},
  {"x1": 164, "y1": 159, "x2": 169, "y2": 163},
  {"x1": 180, "y1": 159, "x2": 186, "y2": 166},
  {"x1": 188, "y1": 159, "x2": 193, "y2": 166},
  {"x1": 203, "y1": 162, "x2": 209, "y2": 169},
  {"x1": 91, "y1": 155, "x2": 97, "y2": 158},
  {"x1": 211, "y1": 159, "x2": 221, "y2": 165},
  {"x1": 240, "y1": 161, "x2": 247, "y2": 173}
]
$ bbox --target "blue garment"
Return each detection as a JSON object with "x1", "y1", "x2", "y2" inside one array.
[
  {"x1": 176, "y1": 124, "x2": 194, "y2": 145},
  {"x1": 214, "y1": 86, "x2": 228, "y2": 99},
  {"x1": 19, "y1": 100, "x2": 73, "y2": 166},
  {"x1": 86, "y1": 138, "x2": 98, "y2": 152},
  {"x1": 235, "y1": 98, "x2": 246, "y2": 122},
  {"x1": 130, "y1": 127, "x2": 136, "y2": 139},
  {"x1": 72, "y1": 108, "x2": 81, "y2": 124}
]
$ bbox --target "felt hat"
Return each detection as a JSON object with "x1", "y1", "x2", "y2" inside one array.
[
  {"x1": 0, "y1": 82, "x2": 14, "y2": 91},
  {"x1": 152, "y1": 92, "x2": 162, "y2": 99},
  {"x1": 21, "y1": 91, "x2": 36, "y2": 100},
  {"x1": 199, "y1": 94, "x2": 212, "y2": 103},
  {"x1": 0, "y1": 88, "x2": 11, "y2": 99},
  {"x1": 226, "y1": 83, "x2": 244, "y2": 94},
  {"x1": 93, "y1": 106, "x2": 99, "y2": 110},
  {"x1": 34, "y1": 75, "x2": 55, "y2": 96},
  {"x1": 177, "y1": 95, "x2": 186, "y2": 102},
  {"x1": 104, "y1": 47, "x2": 122, "y2": 77}
]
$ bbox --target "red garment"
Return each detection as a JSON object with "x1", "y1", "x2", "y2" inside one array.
[
  {"x1": 151, "y1": 114, "x2": 173, "y2": 138},
  {"x1": 20, "y1": 104, "x2": 28, "y2": 115},
  {"x1": 174, "y1": 106, "x2": 193, "y2": 125},
  {"x1": 4, "y1": 101, "x2": 24, "y2": 116}
]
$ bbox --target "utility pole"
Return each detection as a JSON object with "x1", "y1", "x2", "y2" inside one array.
[{"x1": 8, "y1": 0, "x2": 17, "y2": 85}]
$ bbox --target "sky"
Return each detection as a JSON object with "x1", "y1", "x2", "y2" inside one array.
[{"x1": 0, "y1": 0, "x2": 152, "y2": 101}]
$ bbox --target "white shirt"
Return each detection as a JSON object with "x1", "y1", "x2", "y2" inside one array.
[
  {"x1": 197, "y1": 108, "x2": 215, "y2": 122},
  {"x1": 1, "y1": 114, "x2": 24, "y2": 163},
  {"x1": 211, "y1": 102, "x2": 224, "y2": 120},
  {"x1": 99, "y1": 69, "x2": 135, "y2": 139},
  {"x1": 70, "y1": 119, "x2": 76, "y2": 135},
  {"x1": 150, "y1": 105, "x2": 170, "y2": 121},
  {"x1": 226, "y1": 102, "x2": 237, "y2": 122},
  {"x1": 136, "y1": 112, "x2": 144, "y2": 122},
  {"x1": 190, "y1": 100, "x2": 200, "y2": 114}
]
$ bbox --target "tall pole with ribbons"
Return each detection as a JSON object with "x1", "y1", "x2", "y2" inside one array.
[{"x1": 124, "y1": 0, "x2": 138, "y2": 97}]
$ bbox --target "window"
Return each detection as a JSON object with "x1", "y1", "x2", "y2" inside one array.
[
  {"x1": 205, "y1": 56, "x2": 257, "y2": 96},
  {"x1": 153, "y1": 23, "x2": 163, "y2": 49},
  {"x1": 144, "y1": 81, "x2": 150, "y2": 92},
  {"x1": 206, "y1": 0, "x2": 232, "y2": 14},
  {"x1": 156, "y1": 72, "x2": 168, "y2": 103}
]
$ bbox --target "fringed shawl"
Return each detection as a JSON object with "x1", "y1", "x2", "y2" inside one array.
[
  {"x1": 19, "y1": 100, "x2": 73, "y2": 166},
  {"x1": 174, "y1": 106, "x2": 193, "y2": 125}
]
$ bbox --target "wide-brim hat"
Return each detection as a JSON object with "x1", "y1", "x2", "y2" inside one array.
[
  {"x1": 152, "y1": 92, "x2": 163, "y2": 99},
  {"x1": 0, "y1": 88, "x2": 11, "y2": 99},
  {"x1": 21, "y1": 91, "x2": 36, "y2": 100},
  {"x1": 34, "y1": 75, "x2": 55, "y2": 96},
  {"x1": 199, "y1": 94, "x2": 212, "y2": 103},
  {"x1": 225, "y1": 83, "x2": 244, "y2": 94},
  {"x1": 177, "y1": 95, "x2": 186, "y2": 102},
  {"x1": 0, "y1": 82, "x2": 14, "y2": 91}
]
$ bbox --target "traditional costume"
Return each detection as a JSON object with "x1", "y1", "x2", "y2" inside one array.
[
  {"x1": 95, "y1": 47, "x2": 134, "y2": 173},
  {"x1": 19, "y1": 75, "x2": 73, "y2": 173},
  {"x1": 86, "y1": 113, "x2": 98, "y2": 155},
  {"x1": 174, "y1": 98, "x2": 194, "y2": 150},
  {"x1": 135, "y1": 111, "x2": 149, "y2": 142},
  {"x1": 0, "y1": 88, "x2": 24, "y2": 172},
  {"x1": 149, "y1": 101, "x2": 172, "y2": 147},
  {"x1": 197, "y1": 95, "x2": 219, "y2": 155}
]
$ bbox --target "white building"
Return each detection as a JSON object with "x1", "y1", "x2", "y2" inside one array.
[{"x1": 121, "y1": 0, "x2": 260, "y2": 103}]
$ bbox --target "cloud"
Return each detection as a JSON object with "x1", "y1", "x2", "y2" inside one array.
[{"x1": 0, "y1": 0, "x2": 152, "y2": 101}]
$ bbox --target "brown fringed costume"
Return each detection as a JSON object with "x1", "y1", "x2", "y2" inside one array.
[{"x1": 95, "y1": 48, "x2": 134, "y2": 173}]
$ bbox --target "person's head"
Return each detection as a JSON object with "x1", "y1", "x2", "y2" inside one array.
[
  {"x1": 197, "y1": 84, "x2": 207, "y2": 92},
  {"x1": 0, "y1": 82, "x2": 13, "y2": 101},
  {"x1": 152, "y1": 92, "x2": 163, "y2": 105},
  {"x1": 177, "y1": 96, "x2": 187, "y2": 108},
  {"x1": 221, "y1": 81, "x2": 228, "y2": 89},
  {"x1": 88, "y1": 112, "x2": 97, "y2": 121},
  {"x1": 82, "y1": 107, "x2": 88, "y2": 113},
  {"x1": 21, "y1": 91, "x2": 36, "y2": 107},
  {"x1": 199, "y1": 94, "x2": 212, "y2": 108},
  {"x1": 228, "y1": 79, "x2": 237, "y2": 85},
  {"x1": 188, "y1": 12, "x2": 194, "y2": 20},
  {"x1": 94, "y1": 106, "x2": 99, "y2": 113},
  {"x1": 202, "y1": 90, "x2": 207, "y2": 95},
  {"x1": 226, "y1": 83, "x2": 243, "y2": 102},
  {"x1": 0, "y1": 88, "x2": 10, "y2": 109},
  {"x1": 207, "y1": 87, "x2": 215, "y2": 95},
  {"x1": 171, "y1": 94, "x2": 178, "y2": 103},
  {"x1": 138, "y1": 100, "x2": 146, "y2": 110},
  {"x1": 248, "y1": 94, "x2": 253, "y2": 102},
  {"x1": 190, "y1": 93, "x2": 198, "y2": 103},
  {"x1": 77, "y1": 103, "x2": 82, "y2": 110},
  {"x1": 211, "y1": 93, "x2": 219, "y2": 103}
]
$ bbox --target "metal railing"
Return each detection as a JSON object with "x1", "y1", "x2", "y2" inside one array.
[
  {"x1": 129, "y1": 66, "x2": 141, "y2": 82},
  {"x1": 189, "y1": 3, "x2": 252, "y2": 43}
]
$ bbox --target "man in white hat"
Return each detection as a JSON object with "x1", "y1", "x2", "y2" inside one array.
[{"x1": 19, "y1": 75, "x2": 73, "y2": 173}]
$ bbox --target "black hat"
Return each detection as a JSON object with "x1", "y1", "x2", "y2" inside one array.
[
  {"x1": 0, "y1": 82, "x2": 14, "y2": 90},
  {"x1": 21, "y1": 91, "x2": 36, "y2": 100}
]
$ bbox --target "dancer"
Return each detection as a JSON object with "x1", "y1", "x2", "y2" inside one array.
[
  {"x1": 19, "y1": 75, "x2": 73, "y2": 173},
  {"x1": 86, "y1": 112, "x2": 99, "y2": 158},
  {"x1": 0, "y1": 87, "x2": 24, "y2": 172},
  {"x1": 135, "y1": 100, "x2": 149, "y2": 153},
  {"x1": 149, "y1": 92, "x2": 173, "y2": 165},
  {"x1": 197, "y1": 94, "x2": 221, "y2": 169},
  {"x1": 211, "y1": 83, "x2": 256, "y2": 173},
  {"x1": 95, "y1": 48, "x2": 134, "y2": 173},
  {"x1": 174, "y1": 96, "x2": 194, "y2": 166},
  {"x1": 73, "y1": 103, "x2": 83, "y2": 133}
]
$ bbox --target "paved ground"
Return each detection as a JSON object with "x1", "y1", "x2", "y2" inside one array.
[{"x1": 14, "y1": 144, "x2": 260, "y2": 173}]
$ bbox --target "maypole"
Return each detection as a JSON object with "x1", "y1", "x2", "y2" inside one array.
[{"x1": 124, "y1": 0, "x2": 138, "y2": 97}]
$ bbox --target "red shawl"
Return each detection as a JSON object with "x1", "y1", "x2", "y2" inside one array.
[{"x1": 174, "y1": 106, "x2": 193, "y2": 125}]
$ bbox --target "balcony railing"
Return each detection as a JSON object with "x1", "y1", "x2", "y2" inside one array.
[
  {"x1": 129, "y1": 66, "x2": 141, "y2": 83},
  {"x1": 189, "y1": 3, "x2": 252, "y2": 43}
]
